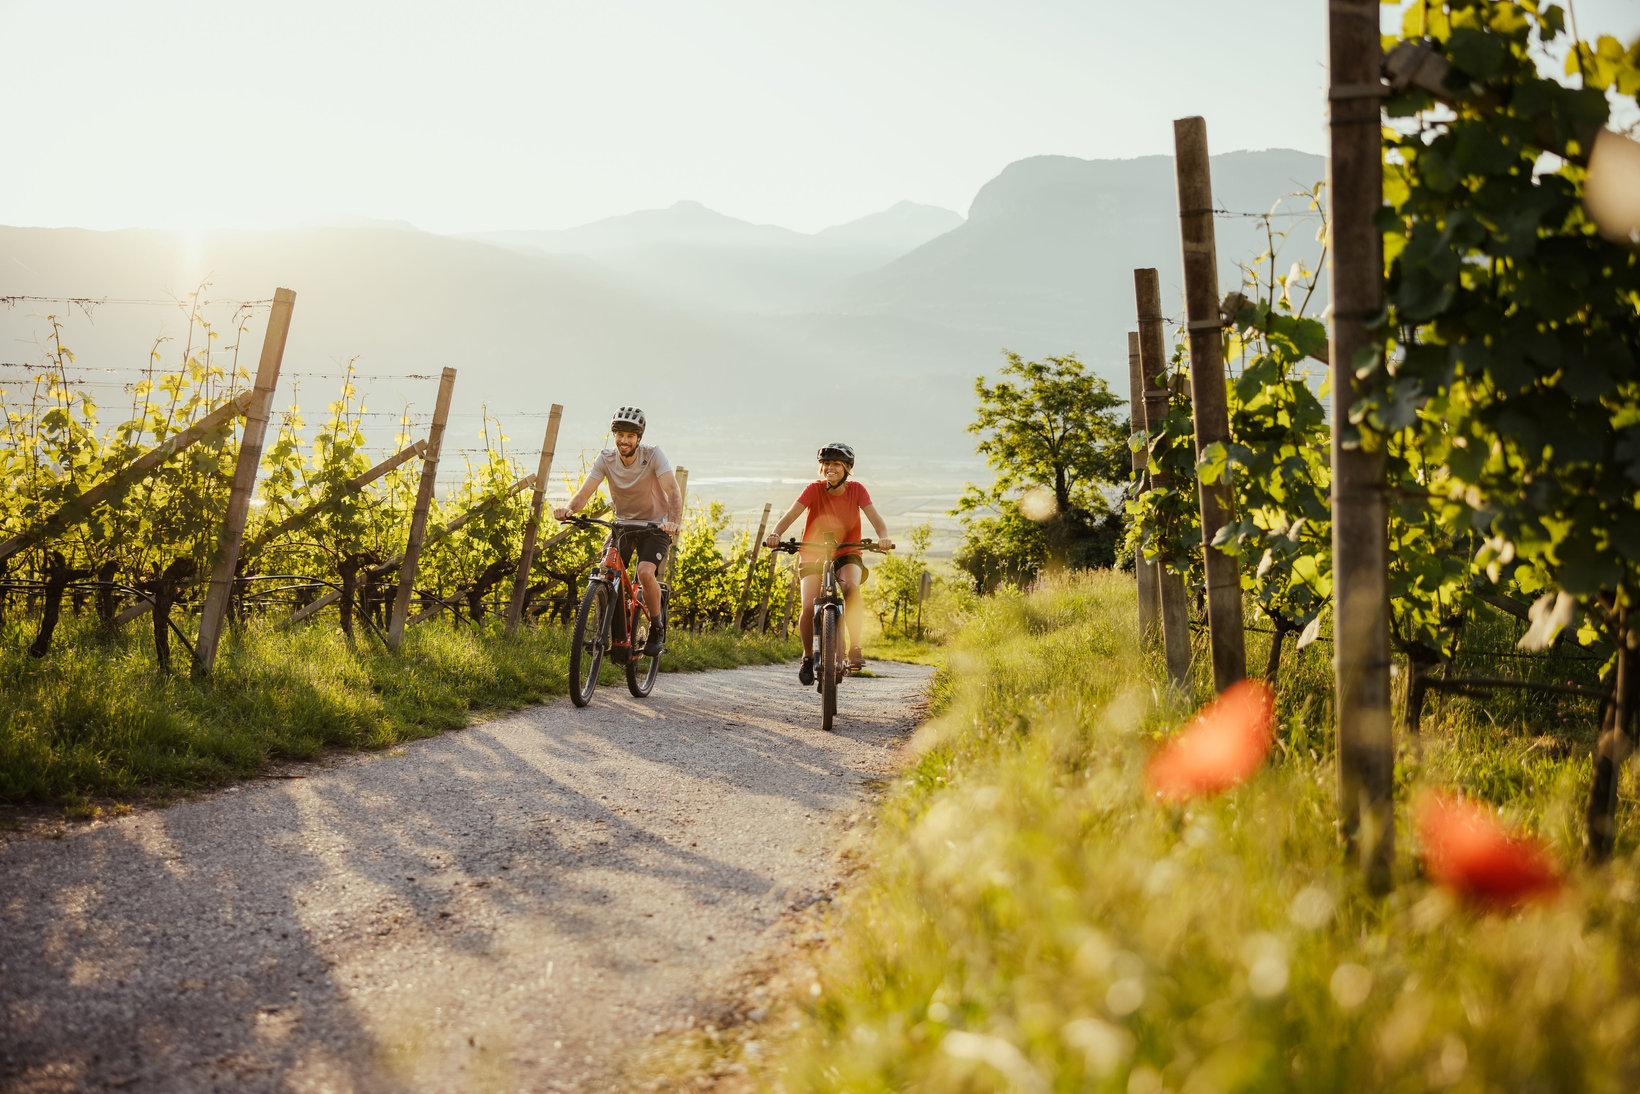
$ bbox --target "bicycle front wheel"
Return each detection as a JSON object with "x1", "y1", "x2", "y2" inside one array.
[
  {"x1": 820, "y1": 604, "x2": 839, "y2": 731},
  {"x1": 569, "y1": 581, "x2": 612, "y2": 707}
]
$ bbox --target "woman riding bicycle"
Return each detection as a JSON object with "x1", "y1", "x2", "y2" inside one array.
[
  {"x1": 554, "y1": 406, "x2": 682, "y2": 655},
  {"x1": 764, "y1": 443, "x2": 894, "y2": 683}
]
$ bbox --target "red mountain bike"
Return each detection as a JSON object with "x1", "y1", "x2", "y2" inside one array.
[
  {"x1": 564, "y1": 516, "x2": 670, "y2": 707},
  {"x1": 772, "y1": 534, "x2": 890, "y2": 731}
]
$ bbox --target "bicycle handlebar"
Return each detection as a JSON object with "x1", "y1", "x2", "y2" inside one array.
[
  {"x1": 772, "y1": 538, "x2": 891, "y2": 555},
  {"x1": 562, "y1": 515, "x2": 668, "y2": 533}
]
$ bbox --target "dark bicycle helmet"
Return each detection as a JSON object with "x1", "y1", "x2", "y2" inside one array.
[
  {"x1": 816, "y1": 442, "x2": 855, "y2": 467},
  {"x1": 611, "y1": 406, "x2": 646, "y2": 435}
]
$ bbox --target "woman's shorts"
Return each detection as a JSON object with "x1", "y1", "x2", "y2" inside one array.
[{"x1": 800, "y1": 553, "x2": 868, "y2": 582}]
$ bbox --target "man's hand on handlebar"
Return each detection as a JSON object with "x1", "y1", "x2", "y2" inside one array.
[
  {"x1": 553, "y1": 507, "x2": 574, "y2": 522},
  {"x1": 660, "y1": 519, "x2": 679, "y2": 535}
]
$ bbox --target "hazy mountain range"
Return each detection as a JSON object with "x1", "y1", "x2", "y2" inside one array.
[{"x1": 1, "y1": 148, "x2": 1326, "y2": 528}]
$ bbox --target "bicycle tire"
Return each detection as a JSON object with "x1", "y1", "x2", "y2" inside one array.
[
  {"x1": 569, "y1": 581, "x2": 612, "y2": 707},
  {"x1": 626, "y1": 598, "x2": 662, "y2": 698},
  {"x1": 820, "y1": 604, "x2": 839, "y2": 731}
]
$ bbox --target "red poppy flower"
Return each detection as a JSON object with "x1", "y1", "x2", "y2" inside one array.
[
  {"x1": 1417, "y1": 793, "x2": 1562, "y2": 908},
  {"x1": 1146, "y1": 680, "x2": 1275, "y2": 801}
]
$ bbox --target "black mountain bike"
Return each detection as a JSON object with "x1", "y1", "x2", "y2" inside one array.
[
  {"x1": 564, "y1": 516, "x2": 670, "y2": 707},
  {"x1": 773, "y1": 533, "x2": 890, "y2": 731}
]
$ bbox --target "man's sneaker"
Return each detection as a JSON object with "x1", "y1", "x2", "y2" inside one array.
[
  {"x1": 797, "y1": 656, "x2": 815, "y2": 685},
  {"x1": 643, "y1": 623, "x2": 665, "y2": 657}
]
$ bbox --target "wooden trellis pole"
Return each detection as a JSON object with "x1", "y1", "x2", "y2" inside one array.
[
  {"x1": 1134, "y1": 267, "x2": 1194, "y2": 694},
  {"x1": 779, "y1": 566, "x2": 798, "y2": 640},
  {"x1": 1328, "y1": 0, "x2": 1394, "y2": 890},
  {"x1": 506, "y1": 404, "x2": 564, "y2": 635},
  {"x1": 1174, "y1": 116, "x2": 1246, "y2": 693},
  {"x1": 1128, "y1": 330, "x2": 1161, "y2": 641},
  {"x1": 736, "y1": 502, "x2": 772, "y2": 632},
  {"x1": 194, "y1": 287, "x2": 295, "y2": 675},
  {"x1": 388, "y1": 367, "x2": 456, "y2": 652}
]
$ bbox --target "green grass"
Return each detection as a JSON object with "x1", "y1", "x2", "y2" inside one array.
[
  {"x1": 725, "y1": 570, "x2": 1640, "y2": 1092},
  {"x1": 0, "y1": 614, "x2": 798, "y2": 806}
]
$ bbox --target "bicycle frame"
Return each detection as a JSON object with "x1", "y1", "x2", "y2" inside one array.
[{"x1": 585, "y1": 525, "x2": 653, "y2": 660}]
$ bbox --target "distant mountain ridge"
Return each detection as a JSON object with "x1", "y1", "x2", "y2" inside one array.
[{"x1": 0, "y1": 149, "x2": 1329, "y2": 485}]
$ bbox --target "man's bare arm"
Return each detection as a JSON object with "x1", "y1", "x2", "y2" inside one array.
[{"x1": 657, "y1": 470, "x2": 682, "y2": 534}]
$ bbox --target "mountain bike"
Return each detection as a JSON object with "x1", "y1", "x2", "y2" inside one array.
[
  {"x1": 772, "y1": 534, "x2": 890, "y2": 731},
  {"x1": 563, "y1": 516, "x2": 670, "y2": 707}
]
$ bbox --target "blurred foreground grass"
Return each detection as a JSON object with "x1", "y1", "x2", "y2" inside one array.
[
  {"x1": 743, "y1": 570, "x2": 1640, "y2": 1092},
  {"x1": 0, "y1": 615, "x2": 797, "y2": 808}
]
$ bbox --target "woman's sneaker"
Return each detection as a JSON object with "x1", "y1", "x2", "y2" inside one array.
[{"x1": 798, "y1": 656, "x2": 815, "y2": 685}]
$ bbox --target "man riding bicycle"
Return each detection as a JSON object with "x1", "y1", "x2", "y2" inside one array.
[
  {"x1": 764, "y1": 442, "x2": 894, "y2": 683},
  {"x1": 555, "y1": 406, "x2": 682, "y2": 655}
]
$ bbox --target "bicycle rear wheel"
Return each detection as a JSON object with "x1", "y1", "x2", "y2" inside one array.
[
  {"x1": 569, "y1": 581, "x2": 612, "y2": 707},
  {"x1": 820, "y1": 604, "x2": 839, "y2": 731}
]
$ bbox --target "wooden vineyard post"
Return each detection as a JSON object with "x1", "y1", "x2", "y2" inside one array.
[
  {"x1": 736, "y1": 503, "x2": 772, "y2": 632},
  {"x1": 662, "y1": 468, "x2": 688, "y2": 581},
  {"x1": 917, "y1": 569, "x2": 932, "y2": 640},
  {"x1": 1134, "y1": 268, "x2": 1194, "y2": 695},
  {"x1": 506, "y1": 404, "x2": 564, "y2": 635},
  {"x1": 1174, "y1": 117, "x2": 1246, "y2": 693},
  {"x1": 388, "y1": 368, "x2": 457, "y2": 652},
  {"x1": 1328, "y1": 1, "x2": 1394, "y2": 889},
  {"x1": 754, "y1": 555, "x2": 779, "y2": 632},
  {"x1": 1128, "y1": 330, "x2": 1161, "y2": 642},
  {"x1": 193, "y1": 287, "x2": 295, "y2": 675},
  {"x1": 779, "y1": 566, "x2": 798, "y2": 640}
]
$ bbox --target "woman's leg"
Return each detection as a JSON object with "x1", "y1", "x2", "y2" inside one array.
[{"x1": 798, "y1": 573, "x2": 822, "y2": 656}]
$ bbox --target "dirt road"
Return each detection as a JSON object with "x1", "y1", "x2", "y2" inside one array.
[{"x1": 0, "y1": 659, "x2": 933, "y2": 1093}]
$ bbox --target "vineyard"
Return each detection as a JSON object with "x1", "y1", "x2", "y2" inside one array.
[
  {"x1": 0, "y1": 288, "x2": 961, "y2": 803},
  {"x1": 1118, "y1": 0, "x2": 1640, "y2": 878}
]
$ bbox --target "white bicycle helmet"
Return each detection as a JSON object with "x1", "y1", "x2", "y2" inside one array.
[{"x1": 612, "y1": 406, "x2": 646, "y2": 436}]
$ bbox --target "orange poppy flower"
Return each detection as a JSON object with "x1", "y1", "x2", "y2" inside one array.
[
  {"x1": 1146, "y1": 680, "x2": 1275, "y2": 801},
  {"x1": 1417, "y1": 793, "x2": 1562, "y2": 908}
]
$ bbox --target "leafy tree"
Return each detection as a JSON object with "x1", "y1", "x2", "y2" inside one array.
[{"x1": 953, "y1": 352, "x2": 1129, "y2": 591}]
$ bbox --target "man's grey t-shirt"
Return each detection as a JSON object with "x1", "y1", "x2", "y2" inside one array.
[{"x1": 586, "y1": 444, "x2": 674, "y2": 521}]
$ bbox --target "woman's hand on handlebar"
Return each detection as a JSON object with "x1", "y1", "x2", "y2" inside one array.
[
  {"x1": 876, "y1": 538, "x2": 895, "y2": 552},
  {"x1": 764, "y1": 533, "x2": 781, "y2": 550}
]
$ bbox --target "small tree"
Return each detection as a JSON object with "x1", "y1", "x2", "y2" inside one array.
[
  {"x1": 867, "y1": 522, "x2": 931, "y2": 636},
  {"x1": 953, "y1": 352, "x2": 1129, "y2": 591}
]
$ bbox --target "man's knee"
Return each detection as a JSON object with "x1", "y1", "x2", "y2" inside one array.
[{"x1": 637, "y1": 561, "x2": 658, "y2": 581}]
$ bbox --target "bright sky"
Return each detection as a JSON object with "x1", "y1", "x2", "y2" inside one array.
[{"x1": 3, "y1": 0, "x2": 1637, "y2": 235}]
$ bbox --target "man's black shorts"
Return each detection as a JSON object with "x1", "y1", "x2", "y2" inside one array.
[
  {"x1": 618, "y1": 528, "x2": 671, "y2": 570},
  {"x1": 799, "y1": 553, "x2": 868, "y2": 581}
]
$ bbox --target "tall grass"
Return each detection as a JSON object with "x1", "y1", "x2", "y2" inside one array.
[
  {"x1": 752, "y1": 570, "x2": 1640, "y2": 1092},
  {"x1": 0, "y1": 614, "x2": 797, "y2": 807}
]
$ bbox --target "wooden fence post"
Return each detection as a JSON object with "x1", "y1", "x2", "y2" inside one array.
[
  {"x1": 1134, "y1": 268, "x2": 1194, "y2": 695},
  {"x1": 1328, "y1": 0, "x2": 1394, "y2": 890},
  {"x1": 755, "y1": 554, "x2": 780, "y2": 632},
  {"x1": 193, "y1": 287, "x2": 295, "y2": 675},
  {"x1": 506, "y1": 404, "x2": 564, "y2": 635},
  {"x1": 1128, "y1": 330, "x2": 1161, "y2": 642},
  {"x1": 779, "y1": 565, "x2": 798, "y2": 640},
  {"x1": 736, "y1": 502, "x2": 772, "y2": 632},
  {"x1": 388, "y1": 367, "x2": 456, "y2": 652},
  {"x1": 1174, "y1": 116, "x2": 1247, "y2": 693}
]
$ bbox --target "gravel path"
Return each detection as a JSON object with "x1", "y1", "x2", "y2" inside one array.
[{"x1": 0, "y1": 659, "x2": 933, "y2": 1093}]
